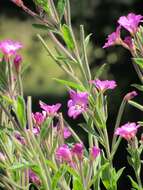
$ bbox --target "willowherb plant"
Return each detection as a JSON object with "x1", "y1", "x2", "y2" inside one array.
[{"x1": 0, "y1": 1, "x2": 142, "y2": 190}]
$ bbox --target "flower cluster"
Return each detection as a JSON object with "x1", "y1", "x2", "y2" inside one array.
[
  {"x1": 103, "y1": 13, "x2": 143, "y2": 51},
  {"x1": 56, "y1": 143, "x2": 100, "y2": 166}
]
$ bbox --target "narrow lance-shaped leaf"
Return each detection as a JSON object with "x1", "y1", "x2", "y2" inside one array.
[
  {"x1": 14, "y1": 96, "x2": 26, "y2": 128},
  {"x1": 131, "y1": 84, "x2": 143, "y2": 91},
  {"x1": 54, "y1": 78, "x2": 86, "y2": 91},
  {"x1": 57, "y1": 0, "x2": 67, "y2": 20},
  {"x1": 34, "y1": 0, "x2": 50, "y2": 14},
  {"x1": 40, "y1": 117, "x2": 52, "y2": 140},
  {"x1": 133, "y1": 58, "x2": 143, "y2": 69},
  {"x1": 61, "y1": 24, "x2": 75, "y2": 50},
  {"x1": 52, "y1": 164, "x2": 67, "y2": 189}
]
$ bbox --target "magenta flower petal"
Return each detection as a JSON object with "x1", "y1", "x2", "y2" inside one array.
[
  {"x1": 32, "y1": 112, "x2": 46, "y2": 126},
  {"x1": 64, "y1": 128, "x2": 72, "y2": 139},
  {"x1": 72, "y1": 143, "x2": 84, "y2": 160},
  {"x1": 90, "y1": 146, "x2": 100, "y2": 160},
  {"x1": 114, "y1": 122, "x2": 140, "y2": 140},
  {"x1": 0, "y1": 40, "x2": 22, "y2": 57},
  {"x1": 90, "y1": 79, "x2": 117, "y2": 91},
  {"x1": 39, "y1": 101, "x2": 61, "y2": 116},
  {"x1": 56, "y1": 144, "x2": 72, "y2": 162},
  {"x1": 118, "y1": 13, "x2": 143, "y2": 34},
  {"x1": 67, "y1": 90, "x2": 88, "y2": 119},
  {"x1": 13, "y1": 54, "x2": 22, "y2": 72},
  {"x1": 29, "y1": 170, "x2": 41, "y2": 186},
  {"x1": 123, "y1": 36, "x2": 134, "y2": 50},
  {"x1": 103, "y1": 26, "x2": 121, "y2": 48}
]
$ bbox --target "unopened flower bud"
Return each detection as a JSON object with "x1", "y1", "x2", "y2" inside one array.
[
  {"x1": 29, "y1": 170, "x2": 41, "y2": 186},
  {"x1": 14, "y1": 54, "x2": 22, "y2": 73},
  {"x1": 124, "y1": 91, "x2": 138, "y2": 101},
  {"x1": 11, "y1": 0, "x2": 24, "y2": 7},
  {"x1": 90, "y1": 146, "x2": 100, "y2": 160},
  {"x1": 72, "y1": 143, "x2": 84, "y2": 160}
]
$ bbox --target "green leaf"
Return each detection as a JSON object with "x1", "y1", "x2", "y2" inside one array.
[
  {"x1": 61, "y1": 24, "x2": 75, "y2": 50},
  {"x1": 128, "y1": 176, "x2": 141, "y2": 190},
  {"x1": 40, "y1": 117, "x2": 52, "y2": 140},
  {"x1": 131, "y1": 84, "x2": 143, "y2": 91},
  {"x1": 78, "y1": 123, "x2": 99, "y2": 137},
  {"x1": 133, "y1": 58, "x2": 143, "y2": 68},
  {"x1": 115, "y1": 167, "x2": 125, "y2": 182},
  {"x1": 94, "y1": 63, "x2": 108, "y2": 79},
  {"x1": 54, "y1": 78, "x2": 86, "y2": 91},
  {"x1": 57, "y1": 0, "x2": 67, "y2": 20},
  {"x1": 52, "y1": 164, "x2": 67, "y2": 189},
  {"x1": 0, "y1": 59, "x2": 8, "y2": 92},
  {"x1": 73, "y1": 178, "x2": 83, "y2": 190},
  {"x1": 34, "y1": 0, "x2": 50, "y2": 14},
  {"x1": 32, "y1": 24, "x2": 52, "y2": 30},
  {"x1": 0, "y1": 95, "x2": 13, "y2": 105},
  {"x1": 85, "y1": 33, "x2": 92, "y2": 47},
  {"x1": 65, "y1": 165, "x2": 80, "y2": 179},
  {"x1": 45, "y1": 160, "x2": 57, "y2": 171},
  {"x1": 14, "y1": 96, "x2": 26, "y2": 128},
  {"x1": 87, "y1": 163, "x2": 109, "y2": 190},
  {"x1": 128, "y1": 100, "x2": 143, "y2": 111},
  {"x1": 9, "y1": 162, "x2": 33, "y2": 170}
]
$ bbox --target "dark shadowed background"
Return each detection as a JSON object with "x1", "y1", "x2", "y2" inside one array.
[{"x1": 1, "y1": 0, "x2": 143, "y2": 189}]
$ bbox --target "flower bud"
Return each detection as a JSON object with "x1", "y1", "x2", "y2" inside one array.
[
  {"x1": 90, "y1": 146, "x2": 100, "y2": 160},
  {"x1": 11, "y1": 0, "x2": 24, "y2": 7},
  {"x1": 72, "y1": 143, "x2": 84, "y2": 160},
  {"x1": 124, "y1": 91, "x2": 138, "y2": 101},
  {"x1": 14, "y1": 54, "x2": 22, "y2": 73},
  {"x1": 29, "y1": 170, "x2": 41, "y2": 186}
]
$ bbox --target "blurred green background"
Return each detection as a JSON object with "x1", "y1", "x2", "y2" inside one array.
[{"x1": 1, "y1": 1, "x2": 143, "y2": 189}]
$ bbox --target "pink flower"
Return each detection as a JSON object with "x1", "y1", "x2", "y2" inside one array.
[
  {"x1": 72, "y1": 143, "x2": 84, "y2": 160},
  {"x1": 13, "y1": 54, "x2": 22, "y2": 72},
  {"x1": 118, "y1": 13, "x2": 143, "y2": 35},
  {"x1": 64, "y1": 128, "x2": 72, "y2": 139},
  {"x1": 114, "y1": 122, "x2": 140, "y2": 140},
  {"x1": 90, "y1": 146, "x2": 100, "y2": 160},
  {"x1": 32, "y1": 112, "x2": 46, "y2": 126},
  {"x1": 90, "y1": 79, "x2": 117, "y2": 92},
  {"x1": 67, "y1": 90, "x2": 88, "y2": 119},
  {"x1": 124, "y1": 91, "x2": 138, "y2": 101},
  {"x1": 103, "y1": 26, "x2": 121, "y2": 48},
  {"x1": 29, "y1": 170, "x2": 41, "y2": 186},
  {"x1": 39, "y1": 101, "x2": 61, "y2": 117},
  {"x1": 56, "y1": 144, "x2": 72, "y2": 163},
  {"x1": 0, "y1": 40, "x2": 22, "y2": 57},
  {"x1": 123, "y1": 36, "x2": 134, "y2": 50}
]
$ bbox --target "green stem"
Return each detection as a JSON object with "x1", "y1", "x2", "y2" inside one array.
[
  {"x1": 135, "y1": 171, "x2": 142, "y2": 190},
  {"x1": 17, "y1": 73, "x2": 23, "y2": 96},
  {"x1": 111, "y1": 99, "x2": 126, "y2": 151},
  {"x1": 103, "y1": 128, "x2": 111, "y2": 161},
  {"x1": 80, "y1": 25, "x2": 91, "y2": 81}
]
